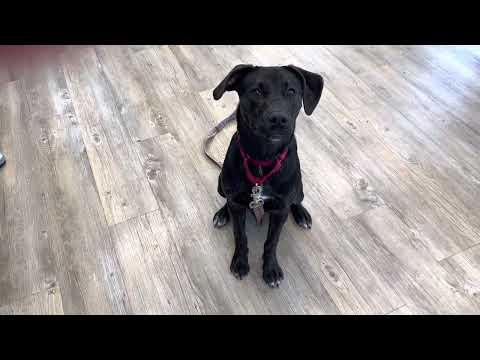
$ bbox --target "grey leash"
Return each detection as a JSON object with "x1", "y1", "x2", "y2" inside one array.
[
  {"x1": 204, "y1": 109, "x2": 266, "y2": 225},
  {"x1": 0, "y1": 151, "x2": 5, "y2": 168},
  {"x1": 203, "y1": 110, "x2": 236, "y2": 169}
]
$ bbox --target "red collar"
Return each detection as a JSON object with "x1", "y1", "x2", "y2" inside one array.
[{"x1": 236, "y1": 134, "x2": 289, "y2": 185}]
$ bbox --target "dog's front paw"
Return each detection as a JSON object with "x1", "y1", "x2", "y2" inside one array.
[
  {"x1": 291, "y1": 203, "x2": 312, "y2": 229},
  {"x1": 263, "y1": 259, "x2": 284, "y2": 288},
  {"x1": 230, "y1": 252, "x2": 249, "y2": 280},
  {"x1": 213, "y1": 205, "x2": 230, "y2": 228}
]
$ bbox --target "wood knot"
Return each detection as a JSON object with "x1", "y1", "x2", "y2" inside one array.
[
  {"x1": 146, "y1": 168, "x2": 157, "y2": 180},
  {"x1": 407, "y1": 154, "x2": 418, "y2": 164},
  {"x1": 358, "y1": 178, "x2": 368, "y2": 190},
  {"x1": 61, "y1": 90, "x2": 70, "y2": 101},
  {"x1": 46, "y1": 280, "x2": 57, "y2": 294},
  {"x1": 325, "y1": 265, "x2": 339, "y2": 282},
  {"x1": 346, "y1": 120, "x2": 357, "y2": 130}
]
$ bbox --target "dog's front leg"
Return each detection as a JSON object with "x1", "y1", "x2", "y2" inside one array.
[
  {"x1": 263, "y1": 209, "x2": 289, "y2": 287},
  {"x1": 228, "y1": 201, "x2": 249, "y2": 279}
]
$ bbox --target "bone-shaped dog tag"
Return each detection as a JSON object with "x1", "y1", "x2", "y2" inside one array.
[
  {"x1": 252, "y1": 206, "x2": 264, "y2": 224},
  {"x1": 249, "y1": 184, "x2": 265, "y2": 224}
]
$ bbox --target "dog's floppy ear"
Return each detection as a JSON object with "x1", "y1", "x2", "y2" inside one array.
[
  {"x1": 285, "y1": 65, "x2": 324, "y2": 115},
  {"x1": 213, "y1": 64, "x2": 255, "y2": 100}
]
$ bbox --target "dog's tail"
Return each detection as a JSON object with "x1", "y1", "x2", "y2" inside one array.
[{"x1": 203, "y1": 109, "x2": 236, "y2": 169}]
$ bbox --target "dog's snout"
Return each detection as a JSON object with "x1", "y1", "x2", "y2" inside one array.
[{"x1": 268, "y1": 115, "x2": 288, "y2": 126}]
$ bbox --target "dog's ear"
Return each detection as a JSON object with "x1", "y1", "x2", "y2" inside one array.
[
  {"x1": 213, "y1": 64, "x2": 255, "y2": 100},
  {"x1": 285, "y1": 65, "x2": 324, "y2": 115}
]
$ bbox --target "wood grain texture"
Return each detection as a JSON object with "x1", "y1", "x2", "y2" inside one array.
[
  {"x1": 317, "y1": 88, "x2": 480, "y2": 261},
  {"x1": 0, "y1": 81, "x2": 57, "y2": 307},
  {"x1": 1, "y1": 45, "x2": 480, "y2": 314},
  {"x1": 349, "y1": 206, "x2": 479, "y2": 314},
  {"x1": 1, "y1": 58, "x2": 130, "y2": 314},
  {"x1": 388, "y1": 305, "x2": 412, "y2": 315},
  {"x1": 93, "y1": 46, "x2": 177, "y2": 142},
  {"x1": 39, "y1": 62, "x2": 131, "y2": 314},
  {"x1": 0, "y1": 284, "x2": 64, "y2": 315},
  {"x1": 169, "y1": 45, "x2": 228, "y2": 92},
  {"x1": 440, "y1": 244, "x2": 480, "y2": 308},
  {"x1": 62, "y1": 47, "x2": 158, "y2": 226}
]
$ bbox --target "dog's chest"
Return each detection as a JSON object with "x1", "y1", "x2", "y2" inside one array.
[
  {"x1": 233, "y1": 182, "x2": 285, "y2": 211},
  {"x1": 224, "y1": 148, "x2": 297, "y2": 211}
]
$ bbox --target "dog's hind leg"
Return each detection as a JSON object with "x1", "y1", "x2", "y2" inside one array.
[
  {"x1": 290, "y1": 203, "x2": 312, "y2": 229},
  {"x1": 213, "y1": 203, "x2": 230, "y2": 228}
]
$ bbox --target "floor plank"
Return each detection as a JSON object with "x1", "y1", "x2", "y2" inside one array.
[
  {"x1": 62, "y1": 47, "x2": 159, "y2": 226},
  {"x1": 1, "y1": 59, "x2": 131, "y2": 314},
  {"x1": 387, "y1": 305, "x2": 412, "y2": 315},
  {"x1": 169, "y1": 45, "x2": 229, "y2": 92},
  {"x1": 0, "y1": 284, "x2": 64, "y2": 315},
  {"x1": 349, "y1": 206, "x2": 479, "y2": 314},
  {"x1": 440, "y1": 244, "x2": 480, "y2": 307},
  {"x1": 317, "y1": 88, "x2": 480, "y2": 260},
  {"x1": 0, "y1": 81, "x2": 57, "y2": 307},
  {"x1": 41, "y1": 63, "x2": 131, "y2": 314}
]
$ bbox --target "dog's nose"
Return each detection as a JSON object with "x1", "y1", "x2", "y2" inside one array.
[{"x1": 269, "y1": 115, "x2": 288, "y2": 126}]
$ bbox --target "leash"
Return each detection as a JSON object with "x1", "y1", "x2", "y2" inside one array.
[
  {"x1": 0, "y1": 151, "x2": 5, "y2": 168},
  {"x1": 203, "y1": 109, "x2": 237, "y2": 169}
]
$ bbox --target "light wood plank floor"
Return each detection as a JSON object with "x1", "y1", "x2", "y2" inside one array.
[{"x1": 1, "y1": 45, "x2": 480, "y2": 314}]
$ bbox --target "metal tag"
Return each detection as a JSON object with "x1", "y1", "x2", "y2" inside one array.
[
  {"x1": 252, "y1": 206, "x2": 265, "y2": 225},
  {"x1": 249, "y1": 184, "x2": 265, "y2": 224}
]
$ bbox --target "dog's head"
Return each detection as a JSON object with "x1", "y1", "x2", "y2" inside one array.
[{"x1": 213, "y1": 64, "x2": 323, "y2": 144}]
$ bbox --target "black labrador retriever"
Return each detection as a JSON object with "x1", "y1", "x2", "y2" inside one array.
[{"x1": 212, "y1": 64, "x2": 324, "y2": 287}]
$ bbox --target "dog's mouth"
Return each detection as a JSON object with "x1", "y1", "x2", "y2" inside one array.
[
  {"x1": 265, "y1": 127, "x2": 291, "y2": 143},
  {"x1": 241, "y1": 116, "x2": 290, "y2": 144},
  {"x1": 267, "y1": 134, "x2": 284, "y2": 143}
]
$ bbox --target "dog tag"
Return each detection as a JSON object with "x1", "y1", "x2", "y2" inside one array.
[
  {"x1": 252, "y1": 206, "x2": 265, "y2": 225},
  {"x1": 249, "y1": 184, "x2": 265, "y2": 225}
]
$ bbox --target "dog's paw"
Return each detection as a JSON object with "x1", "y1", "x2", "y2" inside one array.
[
  {"x1": 213, "y1": 205, "x2": 230, "y2": 228},
  {"x1": 230, "y1": 252, "x2": 249, "y2": 280},
  {"x1": 291, "y1": 203, "x2": 312, "y2": 229},
  {"x1": 263, "y1": 260, "x2": 284, "y2": 288}
]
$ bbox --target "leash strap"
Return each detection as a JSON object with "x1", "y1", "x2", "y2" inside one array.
[
  {"x1": 203, "y1": 110, "x2": 237, "y2": 168},
  {"x1": 0, "y1": 151, "x2": 5, "y2": 168}
]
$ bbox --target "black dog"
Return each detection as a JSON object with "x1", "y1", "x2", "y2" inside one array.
[{"x1": 212, "y1": 64, "x2": 324, "y2": 287}]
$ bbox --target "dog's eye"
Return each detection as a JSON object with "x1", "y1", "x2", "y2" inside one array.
[
  {"x1": 252, "y1": 88, "x2": 262, "y2": 96},
  {"x1": 287, "y1": 88, "x2": 296, "y2": 95}
]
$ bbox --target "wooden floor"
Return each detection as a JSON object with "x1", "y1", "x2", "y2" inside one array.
[{"x1": 1, "y1": 45, "x2": 480, "y2": 314}]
